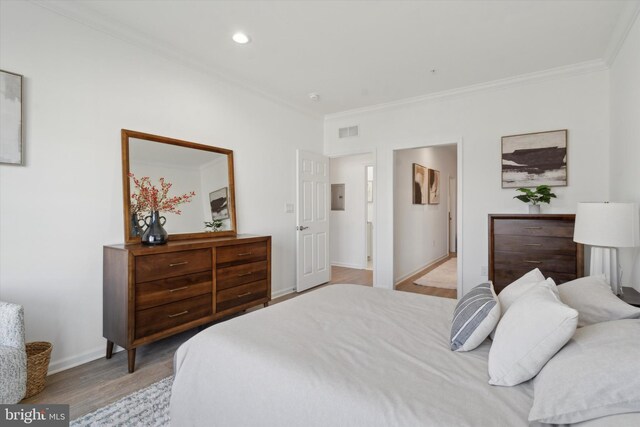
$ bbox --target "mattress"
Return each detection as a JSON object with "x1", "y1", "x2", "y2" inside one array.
[{"x1": 171, "y1": 284, "x2": 542, "y2": 426}]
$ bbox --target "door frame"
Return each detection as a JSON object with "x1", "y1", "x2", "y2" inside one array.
[
  {"x1": 325, "y1": 138, "x2": 463, "y2": 296},
  {"x1": 364, "y1": 164, "x2": 374, "y2": 270}
]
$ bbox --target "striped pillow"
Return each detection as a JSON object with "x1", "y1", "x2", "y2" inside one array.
[{"x1": 450, "y1": 282, "x2": 501, "y2": 352}]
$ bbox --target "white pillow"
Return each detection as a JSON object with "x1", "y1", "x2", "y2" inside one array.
[
  {"x1": 557, "y1": 275, "x2": 640, "y2": 327},
  {"x1": 450, "y1": 282, "x2": 500, "y2": 351},
  {"x1": 488, "y1": 285, "x2": 578, "y2": 386},
  {"x1": 498, "y1": 268, "x2": 554, "y2": 315},
  {"x1": 529, "y1": 319, "x2": 640, "y2": 424}
]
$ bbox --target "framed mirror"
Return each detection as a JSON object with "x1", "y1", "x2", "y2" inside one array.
[{"x1": 121, "y1": 129, "x2": 237, "y2": 244}]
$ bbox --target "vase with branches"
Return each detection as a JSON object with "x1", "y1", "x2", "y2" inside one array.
[{"x1": 129, "y1": 173, "x2": 196, "y2": 245}]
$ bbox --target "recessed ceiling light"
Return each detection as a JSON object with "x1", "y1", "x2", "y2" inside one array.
[
  {"x1": 232, "y1": 32, "x2": 251, "y2": 44},
  {"x1": 308, "y1": 92, "x2": 320, "y2": 102}
]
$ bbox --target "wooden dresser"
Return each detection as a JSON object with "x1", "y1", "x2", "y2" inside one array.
[
  {"x1": 489, "y1": 214, "x2": 583, "y2": 293},
  {"x1": 103, "y1": 234, "x2": 271, "y2": 372}
]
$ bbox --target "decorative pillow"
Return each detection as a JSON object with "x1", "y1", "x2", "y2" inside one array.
[
  {"x1": 529, "y1": 319, "x2": 640, "y2": 424},
  {"x1": 489, "y1": 269, "x2": 555, "y2": 339},
  {"x1": 450, "y1": 282, "x2": 500, "y2": 351},
  {"x1": 557, "y1": 275, "x2": 640, "y2": 327},
  {"x1": 497, "y1": 268, "x2": 555, "y2": 315},
  {"x1": 488, "y1": 285, "x2": 578, "y2": 386}
]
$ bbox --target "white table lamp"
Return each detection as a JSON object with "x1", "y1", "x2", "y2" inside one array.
[{"x1": 574, "y1": 202, "x2": 640, "y2": 295}]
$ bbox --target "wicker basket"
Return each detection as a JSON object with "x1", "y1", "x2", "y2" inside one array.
[{"x1": 25, "y1": 341, "x2": 52, "y2": 398}]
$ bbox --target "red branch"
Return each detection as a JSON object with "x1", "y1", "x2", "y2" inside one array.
[{"x1": 129, "y1": 173, "x2": 195, "y2": 215}]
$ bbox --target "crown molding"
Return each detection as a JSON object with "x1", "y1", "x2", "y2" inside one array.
[
  {"x1": 325, "y1": 59, "x2": 608, "y2": 121},
  {"x1": 604, "y1": 1, "x2": 640, "y2": 66},
  {"x1": 29, "y1": 0, "x2": 322, "y2": 119}
]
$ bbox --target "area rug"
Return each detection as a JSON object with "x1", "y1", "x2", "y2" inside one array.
[
  {"x1": 71, "y1": 376, "x2": 172, "y2": 427},
  {"x1": 413, "y1": 258, "x2": 457, "y2": 289}
]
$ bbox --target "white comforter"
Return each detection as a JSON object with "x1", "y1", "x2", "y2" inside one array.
[{"x1": 172, "y1": 284, "x2": 541, "y2": 426}]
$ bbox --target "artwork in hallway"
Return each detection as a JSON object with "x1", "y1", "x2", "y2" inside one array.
[
  {"x1": 209, "y1": 187, "x2": 229, "y2": 220},
  {"x1": 413, "y1": 163, "x2": 427, "y2": 204},
  {"x1": 501, "y1": 129, "x2": 567, "y2": 188},
  {"x1": 428, "y1": 168, "x2": 440, "y2": 204}
]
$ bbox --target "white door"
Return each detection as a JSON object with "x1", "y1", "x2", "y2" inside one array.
[{"x1": 296, "y1": 150, "x2": 331, "y2": 292}]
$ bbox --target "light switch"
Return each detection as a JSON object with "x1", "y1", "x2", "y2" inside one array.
[{"x1": 285, "y1": 203, "x2": 294, "y2": 213}]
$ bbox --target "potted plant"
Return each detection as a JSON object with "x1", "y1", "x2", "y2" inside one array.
[{"x1": 513, "y1": 185, "x2": 557, "y2": 213}]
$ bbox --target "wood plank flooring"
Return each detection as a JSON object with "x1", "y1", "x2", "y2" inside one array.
[
  {"x1": 395, "y1": 254, "x2": 458, "y2": 299},
  {"x1": 24, "y1": 263, "x2": 453, "y2": 419}
]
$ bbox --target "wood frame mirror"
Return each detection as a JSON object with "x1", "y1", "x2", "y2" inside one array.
[{"x1": 121, "y1": 129, "x2": 237, "y2": 244}]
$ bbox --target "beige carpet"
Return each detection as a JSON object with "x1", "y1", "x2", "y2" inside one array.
[{"x1": 413, "y1": 258, "x2": 457, "y2": 289}]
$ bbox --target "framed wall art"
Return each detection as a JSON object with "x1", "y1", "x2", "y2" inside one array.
[
  {"x1": 413, "y1": 163, "x2": 427, "y2": 205},
  {"x1": 209, "y1": 187, "x2": 230, "y2": 220},
  {"x1": 0, "y1": 69, "x2": 24, "y2": 165},
  {"x1": 501, "y1": 129, "x2": 567, "y2": 188},
  {"x1": 428, "y1": 168, "x2": 440, "y2": 204}
]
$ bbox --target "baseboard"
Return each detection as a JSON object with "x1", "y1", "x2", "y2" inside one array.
[
  {"x1": 331, "y1": 261, "x2": 366, "y2": 269},
  {"x1": 394, "y1": 254, "x2": 450, "y2": 285},
  {"x1": 271, "y1": 287, "x2": 295, "y2": 299},
  {"x1": 47, "y1": 344, "x2": 124, "y2": 375}
]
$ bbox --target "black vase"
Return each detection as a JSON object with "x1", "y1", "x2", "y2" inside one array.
[{"x1": 141, "y1": 211, "x2": 168, "y2": 245}]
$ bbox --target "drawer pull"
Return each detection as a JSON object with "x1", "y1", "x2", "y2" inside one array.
[
  {"x1": 524, "y1": 227, "x2": 542, "y2": 230},
  {"x1": 168, "y1": 310, "x2": 189, "y2": 318},
  {"x1": 524, "y1": 260, "x2": 542, "y2": 264},
  {"x1": 237, "y1": 252, "x2": 252, "y2": 256},
  {"x1": 523, "y1": 243, "x2": 542, "y2": 247},
  {"x1": 237, "y1": 292, "x2": 252, "y2": 298},
  {"x1": 168, "y1": 286, "x2": 189, "y2": 293},
  {"x1": 238, "y1": 272, "x2": 253, "y2": 277},
  {"x1": 169, "y1": 261, "x2": 189, "y2": 267}
]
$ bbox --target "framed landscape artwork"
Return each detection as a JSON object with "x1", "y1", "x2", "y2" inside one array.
[
  {"x1": 428, "y1": 168, "x2": 440, "y2": 204},
  {"x1": 501, "y1": 129, "x2": 567, "y2": 188},
  {"x1": 209, "y1": 187, "x2": 230, "y2": 220},
  {"x1": 413, "y1": 163, "x2": 427, "y2": 205},
  {"x1": 0, "y1": 70, "x2": 23, "y2": 165}
]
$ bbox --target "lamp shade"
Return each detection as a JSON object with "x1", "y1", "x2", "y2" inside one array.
[{"x1": 574, "y1": 202, "x2": 640, "y2": 247}]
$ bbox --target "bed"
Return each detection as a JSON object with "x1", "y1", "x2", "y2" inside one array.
[{"x1": 170, "y1": 284, "x2": 639, "y2": 426}]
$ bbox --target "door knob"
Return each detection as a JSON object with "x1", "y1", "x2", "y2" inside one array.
[{"x1": 297, "y1": 226, "x2": 309, "y2": 231}]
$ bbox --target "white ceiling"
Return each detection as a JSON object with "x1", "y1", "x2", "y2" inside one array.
[{"x1": 39, "y1": 1, "x2": 638, "y2": 115}]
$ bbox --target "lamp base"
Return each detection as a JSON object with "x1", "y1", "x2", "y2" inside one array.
[{"x1": 589, "y1": 247, "x2": 620, "y2": 294}]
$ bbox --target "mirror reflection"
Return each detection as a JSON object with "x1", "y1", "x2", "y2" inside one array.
[{"x1": 127, "y1": 136, "x2": 234, "y2": 239}]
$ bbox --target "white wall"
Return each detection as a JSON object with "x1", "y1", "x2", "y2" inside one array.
[
  {"x1": 394, "y1": 146, "x2": 457, "y2": 281},
  {"x1": 0, "y1": 1, "x2": 323, "y2": 372},
  {"x1": 609, "y1": 14, "x2": 640, "y2": 290},
  {"x1": 325, "y1": 68, "x2": 610, "y2": 294},
  {"x1": 330, "y1": 153, "x2": 374, "y2": 269}
]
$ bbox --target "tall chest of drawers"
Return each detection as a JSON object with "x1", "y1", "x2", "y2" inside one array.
[
  {"x1": 103, "y1": 235, "x2": 271, "y2": 372},
  {"x1": 488, "y1": 215, "x2": 583, "y2": 294}
]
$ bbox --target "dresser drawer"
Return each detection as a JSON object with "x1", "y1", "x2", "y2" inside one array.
[
  {"x1": 135, "y1": 271, "x2": 212, "y2": 311},
  {"x1": 494, "y1": 269, "x2": 576, "y2": 292},
  {"x1": 216, "y1": 280, "x2": 268, "y2": 312},
  {"x1": 494, "y1": 235, "x2": 577, "y2": 254},
  {"x1": 217, "y1": 261, "x2": 268, "y2": 291},
  {"x1": 136, "y1": 248, "x2": 212, "y2": 283},
  {"x1": 216, "y1": 242, "x2": 267, "y2": 265},
  {"x1": 493, "y1": 219, "x2": 575, "y2": 238},
  {"x1": 135, "y1": 294, "x2": 212, "y2": 339},
  {"x1": 494, "y1": 251, "x2": 577, "y2": 274}
]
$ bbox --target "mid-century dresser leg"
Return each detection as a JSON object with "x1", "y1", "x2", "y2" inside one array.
[
  {"x1": 128, "y1": 348, "x2": 136, "y2": 373},
  {"x1": 263, "y1": 302, "x2": 269, "y2": 308},
  {"x1": 106, "y1": 340, "x2": 114, "y2": 359}
]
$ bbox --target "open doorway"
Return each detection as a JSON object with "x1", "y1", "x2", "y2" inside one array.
[
  {"x1": 393, "y1": 144, "x2": 458, "y2": 298},
  {"x1": 329, "y1": 153, "x2": 375, "y2": 285}
]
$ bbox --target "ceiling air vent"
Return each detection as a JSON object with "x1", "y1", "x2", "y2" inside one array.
[{"x1": 338, "y1": 125, "x2": 359, "y2": 139}]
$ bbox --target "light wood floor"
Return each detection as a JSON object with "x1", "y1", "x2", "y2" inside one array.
[
  {"x1": 395, "y1": 254, "x2": 458, "y2": 299},
  {"x1": 25, "y1": 263, "x2": 454, "y2": 419}
]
